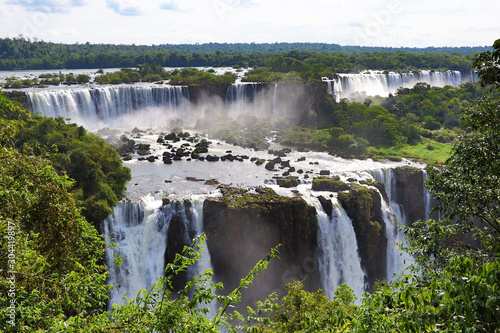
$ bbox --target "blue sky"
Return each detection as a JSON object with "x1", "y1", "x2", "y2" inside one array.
[{"x1": 0, "y1": 0, "x2": 498, "y2": 47}]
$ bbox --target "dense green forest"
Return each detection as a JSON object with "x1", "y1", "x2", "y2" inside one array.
[
  {"x1": 156, "y1": 42, "x2": 491, "y2": 55},
  {"x1": 0, "y1": 37, "x2": 485, "y2": 71},
  {"x1": 0, "y1": 94, "x2": 131, "y2": 227},
  {"x1": 0, "y1": 40, "x2": 499, "y2": 331}
]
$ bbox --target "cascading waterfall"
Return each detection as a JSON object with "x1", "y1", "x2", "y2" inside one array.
[
  {"x1": 25, "y1": 84, "x2": 190, "y2": 129},
  {"x1": 103, "y1": 193, "x2": 215, "y2": 310},
  {"x1": 303, "y1": 194, "x2": 366, "y2": 299},
  {"x1": 470, "y1": 71, "x2": 479, "y2": 84},
  {"x1": 188, "y1": 196, "x2": 218, "y2": 317},
  {"x1": 103, "y1": 193, "x2": 167, "y2": 307},
  {"x1": 369, "y1": 168, "x2": 414, "y2": 278},
  {"x1": 323, "y1": 70, "x2": 464, "y2": 101},
  {"x1": 225, "y1": 82, "x2": 274, "y2": 118},
  {"x1": 186, "y1": 196, "x2": 215, "y2": 281},
  {"x1": 225, "y1": 83, "x2": 259, "y2": 113},
  {"x1": 11, "y1": 67, "x2": 437, "y2": 312},
  {"x1": 272, "y1": 83, "x2": 277, "y2": 116},
  {"x1": 379, "y1": 193, "x2": 411, "y2": 280}
]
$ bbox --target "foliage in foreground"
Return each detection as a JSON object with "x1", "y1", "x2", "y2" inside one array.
[
  {"x1": 0, "y1": 118, "x2": 110, "y2": 332},
  {"x1": 52, "y1": 239, "x2": 280, "y2": 332}
]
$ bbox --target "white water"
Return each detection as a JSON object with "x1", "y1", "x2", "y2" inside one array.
[
  {"x1": 103, "y1": 192, "x2": 216, "y2": 310},
  {"x1": 25, "y1": 84, "x2": 189, "y2": 130},
  {"x1": 380, "y1": 194, "x2": 410, "y2": 280},
  {"x1": 423, "y1": 171, "x2": 432, "y2": 222},
  {"x1": 323, "y1": 70, "x2": 464, "y2": 101},
  {"x1": 111, "y1": 132, "x2": 421, "y2": 301},
  {"x1": 103, "y1": 193, "x2": 167, "y2": 306},
  {"x1": 225, "y1": 82, "x2": 279, "y2": 118},
  {"x1": 370, "y1": 168, "x2": 415, "y2": 277},
  {"x1": 314, "y1": 197, "x2": 366, "y2": 298}
]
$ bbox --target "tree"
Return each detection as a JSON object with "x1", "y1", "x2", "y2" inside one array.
[
  {"x1": 387, "y1": 40, "x2": 500, "y2": 332},
  {"x1": 424, "y1": 91, "x2": 500, "y2": 259},
  {"x1": 0, "y1": 94, "x2": 131, "y2": 227},
  {"x1": 235, "y1": 281, "x2": 358, "y2": 333},
  {"x1": 473, "y1": 39, "x2": 500, "y2": 88},
  {"x1": 76, "y1": 74, "x2": 90, "y2": 83},
  {"x1": 421, "y1": 40, "x2": 500, "y2": 261},
  {"x1": 0, "y1": 118, "x2": 110, "y2": 332}
]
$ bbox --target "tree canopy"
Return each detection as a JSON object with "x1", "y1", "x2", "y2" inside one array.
[
  {"x1": 0, "y1": 93, "x2": 130, "y2": 227},
  {"x1": 0, "y1": 37, "x2": 484, "y2": 71}
]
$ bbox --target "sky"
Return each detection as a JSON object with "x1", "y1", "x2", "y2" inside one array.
[{"x1": 0, "y1": 0, "x2": 498, "y2": 47}]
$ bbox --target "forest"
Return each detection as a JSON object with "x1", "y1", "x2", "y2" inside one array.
[
  {"x1": 0, "y1": 39, "x2": 499, "y2": 331},
  {"x1": 0, "y1": 37, "x2": 485, "y2": 71}
]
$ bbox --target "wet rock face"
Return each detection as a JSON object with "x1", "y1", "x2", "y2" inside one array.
[
  {"x1": 393, "y1": 166, "x2": 425, "y2": 224},
  {"x1": 188, "y1": 83, "x2": 230, "y2": 103},
  {"x1": 337, "y1": 184, "x2": 387, "y2": 291},
  {"x1": 203, "y1": 187, "x2": 321, "y2": 307},
  {"x1": 318, "y1": 195, "x2": 333, "y2": 218},
  {"x1": 164, "y1": 212, "x2": 191, "y2": 292}
]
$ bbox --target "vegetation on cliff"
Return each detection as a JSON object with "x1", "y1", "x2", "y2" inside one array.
[
  {"x1": 311, "y1": 176, "x2": 350, "y2": 192},
  {"x1": 0, "y1": 93, "x2": 131, "y2": 227}
]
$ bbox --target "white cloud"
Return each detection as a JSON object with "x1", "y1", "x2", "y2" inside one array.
[
  {"x1": 8, "y1": 0, "x2": 85, "y2": 13},
  {"x1": 159, "y1": 1, "x2": 179, "y2": 11},
  {"x1": 106, "y1": 0, "x2": 141, "y2": 16}
]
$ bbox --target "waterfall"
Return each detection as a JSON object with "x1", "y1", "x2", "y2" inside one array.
[
  {"x1": 103, "y1": 193, "x2": 214, "y2": 309},
  {"x1": 369, "y1": 168, "x2": 414, "y2": 278},
  {"x1": 305, "y1": 195, "x2": 366, "y2": 299},
  {"x1": 225, "y1": 82, "x2": 274, "y2": 118},
  {"x1": 187, "y1": 196, "x2": 214, "y2": 280},
  {"x1": 25, "y1": 84, "x2": 190, "y2": 130},
  {"x1": 470, "y1": 71, "x2": 479, "y2": 84},
  {"x1": 379, "y1": 192, "x2": 410, "y2": 280},
  {"x1": 272, "y1": 84, "x2": 277, "y2": 116},
  {"x1": 102, "y1": 193, "x2": 167, "y2": 307},
  {"x1": 225, "y1": 83, "x2": 252, "y2": 105},
  {"x1": 324, "y1": 70, "x2": 465, "y2": 101}
]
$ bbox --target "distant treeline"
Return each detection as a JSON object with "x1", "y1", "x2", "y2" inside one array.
[
  {"x1": 157, "y1": 42, "x2": 491, "y2": 55},
  {"x1": 0, "y1": 37, "x2": 489, "y2": 72}
]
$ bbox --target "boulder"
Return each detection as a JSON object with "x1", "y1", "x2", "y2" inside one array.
[
  {"x1": 276, "y1": 176, "x2": 299, "y2": 188},
  {"x1": 318, "y1": 195, "x2": 333, "y2": 218},
  {"x1": 206, "y1": 155, "x2": 220, "y2": 162},
  {"x1": 312, "y1": 177, "x2": 350, "y2": 192}
]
